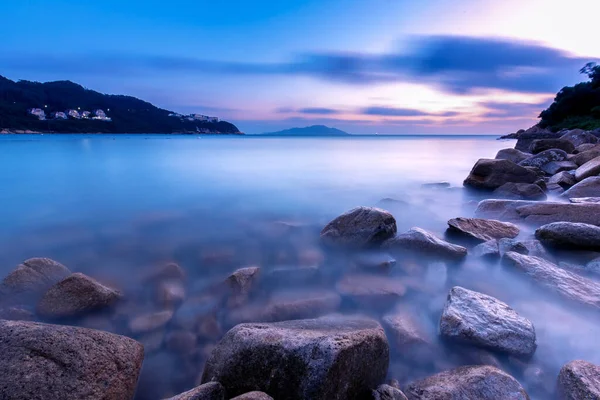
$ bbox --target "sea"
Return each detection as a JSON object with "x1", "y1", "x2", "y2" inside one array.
[{"x1": 0, "y1": 134, "x2": 596, "y2": 399}]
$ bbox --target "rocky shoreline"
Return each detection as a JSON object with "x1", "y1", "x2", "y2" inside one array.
[{"x1": 2, "y1": 128, "x2": 600, "y2": 399}]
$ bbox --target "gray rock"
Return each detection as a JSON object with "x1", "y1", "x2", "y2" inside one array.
[
  {"x1": 337, "y1": 275, "x2": 405, "y2": 309},
  {"x1": 440, "y1": 286, "x2": 536, "y2": 357},
  {"x1": 321, "y1": 207, "x2": 397, "y2": 247},
  {"x1": 513, "y1": 126, "x2": 560, "y2": 151},
  {"x1": 575, "y1": 143, "x2": 597, "y2": 153},
  {"x1": 572, "y1": 144, "x2": 600, "y2": 166},
  {"x1": 403, "y1": 365, "x2": 529, "y2": 400},
  {"x1": 0, "y1": 320, "x2": 144, "y2": 400},
  {"x1": 575, "y1": 155, "x2": 600, "y2": 181},
  {"x1": 541, "y1": 161, "x2": 577, "y2": 175},
  {"x1": 447, "y1": 217, "x2": 520, "y2": 242},
  {"x1": 557, "y1": 360, "x2": 600, "y2": 400},
  {"x1": 201, "y1": 315, "x2": 389, "y2": 400},
  {"x1": 129, "y1": 310, "x2": 174, "y2": 334},
  {"x1": 0, "y1": 258, "x2": 71, "y2": 303},
  {"x1": 561, "y1": 129, "x2": 599, "y2": 147},
  {"x1": 529, "y1": 139, "x2": 575, "y2": 154},
  {"x1": 142, "y1": 262, "x2": 187, "y2": 284},
  {"x1": 383, "y1": 227, "x2": 467, "y2": 261},
  {"x1": 550, "y1": 171, "x2": 577, "y2": 189},
  {"x1": 562, "y1": 176, "x2": 600, "y2": 198},
  {"x1": 498, "y1": 238, "x2": 549, "y2": 259},
  {"x1": 502, "y1": 252, "x2": 600, "y2": 311},
  {"x1": 495, "y1": 148, "x2": 531, "y2": 164},
  {"x1": 372, "y1": 384, "x2": 409, "y2": 400},
  {"x1": 225, "y1": 266, "x2": 261, "y2": 307},
  {"x1": 463, "y1": 159, "x2": 540, "y2": 190},
  {"x1": 493, "y1": 182, "x2": 546, "y2": 200},
  {"x1": 231, "y1": 392, "x2": 274, "y2": 400},
  {"x1": 37, "y1": 273, "x2": 122, "y2": 319},
  {"x1": 164, "y1": 382, "x2": 226, "y2": 400},
  {"x1": 536, "y1": 222, "x2": 600, "y2": 250},
  {"x1": 472, "y1": 240, "x2": 500, "y2": 259},
  {"x1": 353, "y1": 252, "x2": 397, "y2": 272},
  {"x1": 519, "y1": 148, "x2": 568, "y2": 168}
]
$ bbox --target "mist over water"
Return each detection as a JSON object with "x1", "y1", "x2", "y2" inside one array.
[{"x1": 1, "y1": 134, "x2": 597, "y2": 399}]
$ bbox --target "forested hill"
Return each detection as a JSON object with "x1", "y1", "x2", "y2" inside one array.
[{"x1": 0, "y1": 76, "x2": 241, "y2": 134}]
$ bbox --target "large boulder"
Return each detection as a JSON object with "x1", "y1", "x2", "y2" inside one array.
[
  {"x1": 495, "y1": 148, "x2": 530, "y2": 164},
  {"x1": 201, "y1": 315, "x2": 389, "y2": 400},
  {"x1": 403, "y1": 365, "x2": 529, "y2": 400},
  {"x1": 475, "y1": 200, "x2": 600, "y2": 226},
  {"x1": 447, "y1": 217, "x2": 519, "y2": 242},
  {"x1": 529, "y1": 139, "x2": 575, "y2": 154},
  {"x1": 541, "y1": 161, "x2": 577, "y2": 175},
  {"x1": 492, "y1": 182, "x2": 546, "y2": 200},
  {"x1": 550, "y1": 171, "x2": 577, "y2": 189},
  {"x1": 503, "y1": 252, "x2": 600, "y2": 311},
  {"x1": 164, "y1": 382, "x2": 225, "y2": 400},
  {"x1": 513, "y1": 126, "x2": 560, "y2": 151},
  {"x1": 463, "y1": 159, "x2": 540, "y2": 190},
  {"x1": 321, "y1": 207, "x2": 397, "y2": 247},
  {"x1": 535, "y1": 222, "x2": 600, "y2": 250},
  {"x1": 0, "y1": 258, "x2": 70, "y2": 304},
  {"x1": 440, "y1": 286, "x2": 536, "y2": 357},
  {"x1": 562, "y1": 176, "x2": 600, "y2": 198},
  {"x1": 557, "y1": 360, "x2": 600, "y2": 400},
  {"x1": 519, "y1": 148, "x2": 568, "y2": 168},
  {"x1": 561, "y1": 129, "x2": 599, "y2": 147},
  {"x1": 37, "y1": 273, "x2": 122, "y2": 319},
  {"x1": 0, "y1": 320, "x2": 144, "y2": 400},
  {"x1": 575, "y1": 155, "x2": 600, "y2": 181},
  {"x1": 572, "y1": 144, "x2": 600, "y2": 166},
  {"x1": 372, "y1": 384, "x2": 409, "y2": 400},
  {"x1": 383, "y1": 227, "x2": 467, "y2": 261}
]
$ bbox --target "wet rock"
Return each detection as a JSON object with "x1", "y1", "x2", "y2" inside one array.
[
  {"x1": 0, "y1": 258, "x2": 71, "y2": 303},
  {"x1": 503, "y1": 252, "x2": 600, "y2": 311},
  {"x1": 372, "y1": 384, "x2": 409, "y2": 400},
  {"x1": 201, "y1": 315, "x2": 389, "y2": 400},
  {"x1": 0, "y1": 306, "x2": 34, "y2": 321},
  {"x1": 519, "y1": 148, "x2": 568, "y2": 168},
  {"x1": 575, "y1": 155, "x2": 600, "y2": 181},
  {"x1": 463, "y1": 159, "x2": 540, "y2": 190},
  {"x1": 550, "y1": 171, "x2": 577, "y2": 189},
  {"x1": 557, "y1": 360, "x2": 600, "y2": 400},
  {"x1": 0, "y1": 320, "x2": 144, "y2": 400},
  {"x1": 541, "y1": 160, "x2": 577, "y2": 175},
  {"x1": 129, "y1": 310, "x2": 174, "y2": 334},
  {"x1": 320, "y1": 206, "x2": 397, "y2": 247},
  {"x1": 513, "y1": 126, "x2": 560, "y2": 151},
  {"x1": 225, "y1": 266, "x2": 261, "y2": 307},
  {"x1": 37, "y1": 273, "x2": 122, "y2": 319},
  {"x1": 536, "y1": 222, "x2": 600, "y2": 250},
  {"x1": 498, "y1": 238, "x2": 549, "y2": 259},
  {"x1": 231, "y1": 392, "x2": 274, "y2": 400},
  {"x1": 562, "y1": 176, "x2": 600, "y2": 198},
  {"x1": 440, "y1": 286, "x2": 536, "y2": 357},
  {"x1": 164, "y1": 382, "x2": 225, "y2": 400},
  {"x1": 382, "y1": 307, "x2": 435, "y2": 364},
  {"x1": 575, "y1": 143, "x2": 597, "y2": 153},
  {"x1": 529, "y1": 139, "x2": 575, "y2": 154},
  {"x1": 493, "y1": 182, "x2": 547, "y2": 200},
  {"x1": 156, "y1": 280, "x2": 187, "y2": 309},
  {"x1": 353, "y1": 252, "x2": 397, "y2": 272},
  {"x1": 403, "y1": 365, "x2": 529, "y2": 400},
  {"x1": 472, "y1": 239, "x2": 500, "y2": 259},
  {"x1": 561, "y1": 129, "x2": 599, "y2": 147},
  {"x1": 495, "y1": 148, "x2": 531, "y2": 164},
  {"x1": 143, "y1": 262, "x2": 187, "y2": 283},
  {"x1": 447, "y1": 217, "x2": 520, "y2": 242},
  {"x1": 383, "y1": 227, "x2": 467, "y2": 261},
  {"x1": 572, "y1": 145, "x2": 600, "y2": 166}
]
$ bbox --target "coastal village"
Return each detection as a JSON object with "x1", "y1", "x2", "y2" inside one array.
[{"x1": 28, "y1": 107, "x2": 112, "y2": 122}]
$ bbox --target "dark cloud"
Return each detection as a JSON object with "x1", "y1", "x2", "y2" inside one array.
[
  {"x1": 361, "y1": 106, "x2": 461, "y2": 117},
  {"x1": 479, "y1": 99, "x2": 552, "y2": 118},
  {"x1": 297, "y1": 107, "x2": 341, "y2": 115}
]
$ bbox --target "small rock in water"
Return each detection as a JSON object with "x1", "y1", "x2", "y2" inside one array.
[
  {"x1": 164, "y1": 382, "x2": 225, "y2": 400},
  {"x1": 383, "y1": 227, "x2": 467, "y2": 261},
  {"x1": 320, "y1": 206, "x2": 397, "y2": 247},
  {"x1": 562, "y1": 176, "x2": 600, "y2": 198},
  {"x1": 439, "y1": 286, "x2": 537, "y2": 357},
  {"x1": 495, "y1": 148, "x2": 531, "y2": 164},
  {"x1": 372, "y1": 384, "x2": 409, "y2": 400},
  {"x1": 230, "y1": 392, "x2": 274, "y2": 400},
  {"x1": 493, "y1": 182, "x2": 547, "y2": 200},
  {"x1": 536, "y1": 222, "x2": 600, "y2": 250},
  {"x1": 403, "y1": 365, "x2": 529, "y2": 400},
  {"x1": 353, "y1": 252, "x2": 397, "y2": 272},
  {"x1": 463, "y1": 159, "x2": 540, "y2": 190},
  {"x1": 143, "y1": 262, "x2": 187, "y2": 283},
  {"x1": 225, "y1": 266, "x2": 261, "y2": 307},
  {"x1": 498, "y1": 238, "x2": 550, "y2": 259},
  {"x1": 156, "y1": 280, "x2": 187, "y2": 309},
  {"x1": 447, "y1": 217, "x2": 520, "y2": 242},
  {"x1": 575, "y1": 155, "x2": 600, "y2": 181},
  {"x1": 337, "y1": 274, "x2": 406, "y2": 309},
  {"x1": 472, "y1": 239, "x2": 500, "y2": 259},
  {"x1": 557, "y1": 360, "x2": 600, "y2": 400},
  {"x1": 129, "y1": 310, "x2": 174, "y2": 334}
]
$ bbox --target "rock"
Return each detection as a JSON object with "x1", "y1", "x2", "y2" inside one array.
[
  {"x1": 201, "y1": 315, "x2": 389, "y2": 400},
  {"x1": 535, "y1": 222, "x2": 600, "y2": 250},
  {"x1": 463, "y1": 159, "x2": 540, "y2": 190},
  {"x1": 570, "y1": 197, "x2": 600, "y2": 203},
  {"x1": 575, "y1": 155, "x2": 600, "y2": 181},
  {"x1": 0, "y1": 258, "x2": 71, "y2": 303},
  {"x1": 562, "y1": 176, "x2": 600, "y2": 198},
  {"x1": 498, "y1": 238, "x2": 549, "y2": 258},
  {"x1": 447, "y1": 217, "x2": 520, "y2": 242},
  {"x1": 495, "y1": 148, "x2": 531, "y2": 164},
  {"x1": 231, "y1": 392, "x2": 274, "y2": 400},
  {"x1": 557, "y1": 360, "x2": 600, "y2": 400},
  {"x1": 36, "y1": 273, "x2": 121, "y2": 319},
  {"x1": 403, "y1": 365, "x2": 529, "y2": 400},
  {"x1": 382, "y1": 307, "x2": 435, "y2": 364},
  {"x1": 353, "y1": 252, "x2": 397, "y2": 272},
  {"x1": 572, "y1": 144, "x2": 600, "y2": 166},
  {"x1": 0, "y1": 306, "x2": 35, "y2": 321},
  {"x1": 493, "y1": 182, "x2": 547, "y2": 200},
  {"x1": 541, "y1": 160, "x2": 577, "y2": 175},
  {"x1": 529, "y1": 139, "x2": 575, "y2": 154},
  {"x1": 561, "y1": 129, "x2": 599, "y2": 147},
  {"x1": 372, "y1": 384, "x2": 409, "y2": 400},
  {"x1": 575, "y1": 143, "x2": 597, "y2": 153},
  {"x1": 383, "y1": 227, "x2": 467, "y2": 261},
  {"x1": 320, "y1": 207, "x2": 397, "y2": 247},
  {"x1": 550, "y1": 171, "x2": 577, "y2": 189},
  {"x1": 143, "y1": 262, "x2": 187, "y2": 283},
  {"x1": 225, "y1": 266, "x2": 261, "y2": 307},
  {"x1": 502, "y1": 252, "x2": 600, "y2": 311},
  {"x1": 129, "y1": 310, "x2": 174, "y2": 334},
  {"x1": 519, "y1": 148, "x2": 568, "y2": 168},
  {"x1": 0, "y1": 320, "x2": 144, "y2": 400},
  {"x1": 440, "y1": 286, "x2": 536, "y2": 357},
  {"x1": 156, "y1": 280, "x2": 187, "y2": 309},
  {"x1": 337, "y1": 275, "x2": 406, "y2": 308},
  {"x1": 472, "y1": 240, "x2": 500, "y2": 259},
  {"x1": 164, "y1": 382, "x2": 225, "y2": 400},
  {"x1": 513, "y1": 126, "x2": 560, "y2": 151}
]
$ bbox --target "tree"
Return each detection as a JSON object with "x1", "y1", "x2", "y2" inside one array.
[{"x1": 580, "y1": 62, "x2": 600, "y2": 88}]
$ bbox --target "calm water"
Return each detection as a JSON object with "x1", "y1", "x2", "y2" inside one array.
[{"x1": 0, "y1": 134, "x2": 596, "y2": 399}]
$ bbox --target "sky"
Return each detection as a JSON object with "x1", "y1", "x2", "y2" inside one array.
[{"x1": 1, "y1": 0, "x2": 599, "y2": 134}]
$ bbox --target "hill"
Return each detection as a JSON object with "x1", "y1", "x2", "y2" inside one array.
[
  {"x1": 262, "y1": 125, "x2": 350, "y2": 136},
  {"x1": 0, "y1": 76, "x2": 241, "y2": 134}
]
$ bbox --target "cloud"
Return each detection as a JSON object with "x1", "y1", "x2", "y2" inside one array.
[
  {"x1": 479, "y1": 99, "x2": 553, "y2": 118},
  {"x1": 361, "y1": 106, "x2": 461, "y2": 117},
  {"x1": 297, "y1": 107, "x2": 341, "y2": 115}
]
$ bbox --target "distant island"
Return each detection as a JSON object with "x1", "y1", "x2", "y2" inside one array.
[
  {"x1": 0, "y1": 76, "x2": 242, "y2": 134},
  {"x1": 262, "y1": 125, "x2": 350, "y2": 136}
]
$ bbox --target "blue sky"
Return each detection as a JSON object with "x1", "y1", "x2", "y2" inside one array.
[{"x1": 1, "y1": 0, "x2": 598, "y2": 134}]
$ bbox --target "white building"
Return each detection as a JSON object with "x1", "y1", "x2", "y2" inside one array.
[
  {"x1": 81, "y1": 111, "x2": 91, "y2": 119},
  {"x1": 92, "y1": 109, "x2": 112, "y2": 122},
  {"x1": 28, "y1": 108, "x2": 46, "y2": 120},
  {"x1": 190, "y1": 114, "x2": 219, "y2": 122},
  {"x1": 53, "y1": 112, "x2": 67, "y2": 120},
  {"x1": 67, "y1": 109, "x2": 81, "y2": 119}
]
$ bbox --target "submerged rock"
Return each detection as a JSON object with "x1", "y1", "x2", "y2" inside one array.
[
  {"x1": 529, "y1": 139, "x2": 575, "y2": 154},
  {"x1": 498, "y1": 238, "x2": 549, "y2": 259},
  {"x1": 403, "y1": 365, "x2": 529, "y2": 400},
  {"x1": 0, "y1": 258, "x2": 71, "y2": 303},
  {"x1": 562, "y1": 176, "x2": 600, "y2": 198},
  {"x1": 472, "y1": 239, "x2": 500, "y2": 259},
  {"x1": 201, "y1": 315, "x2": 389, "y2": 400},
  {"x1": 0, "y1": 320, "x2": 144, "y2": 400},
  {"x1": 164, "y1": 382, "x2": 225, "y2": 400},
  {"x1": 495, "y1": 148, "x2": 531, "y2": 164},
  {"x1": 463, "y1": 159, "x2": 540, "y2": 190},
  {"x1": 536, "y1": 222, "x2": 600, "y2": 250},
  {"x1": 372, "y1": 384, "x2": 409, "y2": 400},
  {"x1": 225, "y1": 266, "x2": 261, "y2": 307},
  {"x1": 493, "y1": 182, "x2": 546, "y2": 200},
  {"x1": 383, "y1": 227, "x2": 467, "y2": 261},
  {"x1": 440, "y1": 286, "x2": 536, "y2": 357},
  {"x1": 129, "y1": 310, "x2": 174, "y2": 334},
  {"x1": 447, "y1": 217, "x2": 520, "y2": 242},
  {"x1": 575, "y1": 155, "x2": 600, "y2": 181},
  {"x1": 519, "y1": 148, "x2": 568, "y2": 168},
  {"x1": 557, "y1": 360, "x2": 600, "y2": 400},
  {"x1": 382, "y1": 307, "x2": 435, "y2": 364},
  {"x1": 337, "y1": 275, "x2": 406, "y2": 308},
  {"x1": 320, "y1": 207, "x2": 397, "y2": 247}
]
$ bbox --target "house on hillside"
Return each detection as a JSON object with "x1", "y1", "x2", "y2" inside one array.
[
  {"x1": 28, "y1": 108, "x2": 46, "y2": 120},
  {"x1": 67, "y1": 109, "x2": 81, "y2": 119},
  {"x1": 81, "y1": 111, "x2": 91, "y2": 119},
  {"x1": 92, "y1": 109, "x2": 112, "y2": 122},
  {"x1": 53, "y1": 112, "x2": 67, "y2": 120}
]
